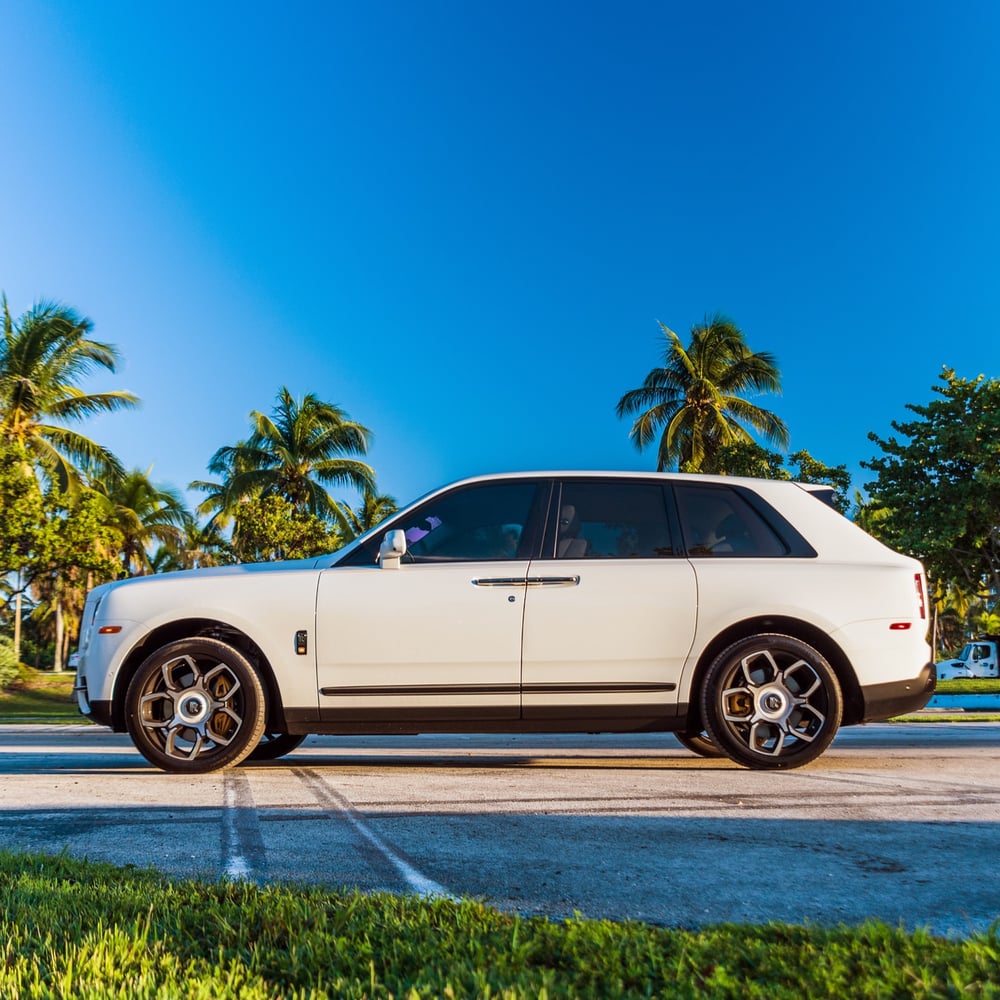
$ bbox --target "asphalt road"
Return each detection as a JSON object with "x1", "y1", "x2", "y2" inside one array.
[{"x1": 2, "y1": 723, "x2": 999, "y2": 936}]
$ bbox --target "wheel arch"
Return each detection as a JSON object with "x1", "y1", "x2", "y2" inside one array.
[
  {"x1": 684, "y1": 615, "x2": 863, "y2": 730},
  {"x1": 110, "y1": 619, "x2": 287, "y2": 733}
]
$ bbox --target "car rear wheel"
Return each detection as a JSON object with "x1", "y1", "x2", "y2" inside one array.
[
  {"x1": 674, "y1": 729, "x2": 726, "y2": 758},
  {"x1": 246, "y1": 732, "x2": 307, "y2": 761},
  {"x1": 125, "y1": 638, "x2": 266, "y2": 773},
  {"x1": 701, "y1": 634, "x2": 843, "y2": 769}
]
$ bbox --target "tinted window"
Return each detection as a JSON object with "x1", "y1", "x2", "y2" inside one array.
[
  {"x1": 553, "y1": 481, "x2": 675, "y2": 559},
  {"x1": 675, "y1": 484, "x2": 788, "y2": 557},
  {"x1": 399, "y1": 482, "x2": 539, "y2": 562}
]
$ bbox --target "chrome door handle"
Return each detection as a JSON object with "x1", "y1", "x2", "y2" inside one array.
[
  {"x1": 526, "y1": 576, "x2": 581, "y2": 587},
  {"x1": 471, "y1": 577, "x2": 527, "y2": 587}
]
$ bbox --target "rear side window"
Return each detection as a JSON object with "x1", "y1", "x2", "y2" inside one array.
[
  {"x1": 552, "y1": 481, "x2": 676, "y2": 559},
  {"x1": 675, "y1": 484, "x2": 788, "y2": 557}
]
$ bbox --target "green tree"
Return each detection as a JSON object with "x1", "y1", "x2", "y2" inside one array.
[
  {"x1": 851, "y1": 489, "x2": 889, "y2": 536},
  {"x1": 616, "y1": 315, "x2": 789, "y2": 473},
  {"x1": 712, "y1": 440, "x2": 787, "y2": 479},
  {"x1": 932, "y1": 579, "x2": 983, "y2": 655},
  {"x1": 200, "y1": 387, "x2": 375, "y2": 532},
  {"x1": 0, "y1": 295, "x2": 138, "y2": 488},
  {"x1": 170, "y1": 520, "x2": 232, "y2": 570},
  {"x1": 0, "y1": 440, "x2": 47, "y2": 660},
  {"x1": 0, "y1": 634, "x2": 18, "y2": 689},
  {"x1": 190, "y1": 437, "x2": 256, "y2": 529},
  {"x1": 712, "y1": 441, "x2": 852, "y2": 514},
  {"x1": 863, "y1": 367, "x2": 1000, "y2": 616},
  {"x1": 27, "y1": 489, "x2": 122, "y2": 669},
  {"x1": 148, "y1": 520, "x2": 233, "y2": 572},
  {"x1": 91, "y1": 468, "x2": 190, "y2": 576},
  {"x1": 0, "y1": 440, "x2": 46, "y2": 577},
  {"x1": 341, "y1": 489, "x2": 399, "y2": 541},
  {"x1": 787, "y1": 451, "x2": 852, "y2": 515},
  {"x1": 230, "y1": 495, "x2": 339, "y2": 563}
]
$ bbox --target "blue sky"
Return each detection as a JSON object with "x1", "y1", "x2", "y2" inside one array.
[{"x1": 3, "y1": 1, "x2": 998, "y2": 510}]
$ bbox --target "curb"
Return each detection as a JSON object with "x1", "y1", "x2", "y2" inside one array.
[{"x1": 926, "y1": 694, "x2": 1000, "y2": 711}]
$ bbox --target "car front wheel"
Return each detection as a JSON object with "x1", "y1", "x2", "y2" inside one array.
[
  {"x1": 125, "y1": 638, "x2": 267, "y2": 773},
  {"x1": 701, "y1": 634, "x2": 843, "y2": 769}
]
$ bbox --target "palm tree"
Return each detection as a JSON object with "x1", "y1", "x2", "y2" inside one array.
[
  {"x1": 91, "y1": 468, "x2": 190, "y2": 576},
  {"x1": 202, "y1": 387, "x2": 376, "y2": 531},
  {"x1": 616, "y1": 315, "x2": 789, "y2": 473},
  {"x1": 148, "y1": 520, "x2": 231, "y2": 573},
  {"x1": 341, "y1": 489, "x2": 398, "y2": 541},
  {"x1": 0, "y1": 295, "x2": 139, "y2": 488},
  {"x1": 190, "y1": 439, "x2": 256, "y2": 529},
  {"x1": 169, "y1": 519, "x2": 232, "y2": 570}
]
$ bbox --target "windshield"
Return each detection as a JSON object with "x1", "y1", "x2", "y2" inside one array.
[{"x1": 956, "y1": 643, "x2": 993, "y2": 662}]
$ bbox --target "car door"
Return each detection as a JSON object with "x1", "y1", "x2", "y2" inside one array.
[
  {"x1": 315, "y1": 479, "x2": 546, "y2": 724},
  {"x1": 520, "y1": 478, "x2": 697, "y2": 720}
]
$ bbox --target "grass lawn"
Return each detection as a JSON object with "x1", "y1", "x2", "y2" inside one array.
[
  {"x1": 936, "y1": 678, "x2": 1000, "y2": 695},
  {"x1": 1, "y1": 851, "x2": 998, "y2": 998},
  {"x1": 0, "y1": 667, "x2": 85, "y2": 724}
]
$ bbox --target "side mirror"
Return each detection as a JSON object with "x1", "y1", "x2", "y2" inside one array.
[{"x1": 378, "y1": 529, "x2": 407, "y2": 570}]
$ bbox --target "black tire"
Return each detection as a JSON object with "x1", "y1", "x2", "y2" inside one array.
[
  {"x1": 125, "y1": 637, "x2": 267, "y2": 773},
  {"x1": 674, "y1": 729, "x2": 726, "y2": 758},
  {"x1": 246, "y1": 732, "x2": 307, "y2": 762},
  {"x1": 701, "y1": 633, "x2": 843, "y2": 770}
]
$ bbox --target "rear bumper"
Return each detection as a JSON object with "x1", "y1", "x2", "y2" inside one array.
[{"x1": 860, "y1": 661, "x2": 936, "y2": 721}]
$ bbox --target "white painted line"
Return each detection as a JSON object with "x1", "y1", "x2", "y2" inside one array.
[
  {"x1": 295, "y1": 768, "x2": 453, "y2": 900},
  {"x1": 222, "y1": 772, "x2": 262, "y2": 881}
]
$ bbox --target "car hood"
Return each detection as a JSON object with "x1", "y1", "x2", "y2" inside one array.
[{"x1": 87, "y1": 554, "x2": 336, "y2": 601}]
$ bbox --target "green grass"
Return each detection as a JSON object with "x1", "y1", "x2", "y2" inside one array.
[
  {"x1": 936, "y1": 678, "x2": 1000, "y2": 695},
  {"x1": 0, "y1": 668, "x2": 85, "y2": 724},
  {"x1": 1, "y1": 851, "x2": 998, "y2": 999},
  {"x1": 894, "y1": 713, "x2": 1000, "y2": 723}
]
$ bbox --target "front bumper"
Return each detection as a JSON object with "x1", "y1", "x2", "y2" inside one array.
[
  {"x1": 860, "y1": 661, "x2": 936, "y2": 721},
  {"x1": 73, "y1": 671, "x2": 90, "y2": 715},
  {"x1": 72, "y1": 671, "x2": 115, "y2": 728}
]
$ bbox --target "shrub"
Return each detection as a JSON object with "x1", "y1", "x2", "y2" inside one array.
[{"x1": 0, "y1": 635, "x2": 19, "y2": 690}]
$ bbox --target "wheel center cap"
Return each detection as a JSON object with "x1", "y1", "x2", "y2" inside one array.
[
  {"x1": 177, "y1": 693, "x2": 209, "y2": 725},
  {"x1": 760, "y1": 689, "x2": 788, "y2": 717}
]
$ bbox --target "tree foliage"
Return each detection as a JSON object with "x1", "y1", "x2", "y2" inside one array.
[
  {"x1": 616, "y1": 315, "x2": 789, "y2": 473},
  {"x1": 229, "y1": 495, "x2": 340, "y2": 563},
  {"x1": 713, "y1": 441, "x2": 852, "y2": 513},
  {"x1": 341, "y1": 489, "x2": 399, "y2": 541},
  {"x1": 90, "y1": 468, "x2": 190, "y2": 576},
  {"x1": 1, "y1": 295, "x2": 400, "y2": 664},
  {"x1": 0, "y1": 440, "x2": 46, "y2": 578},
  {"x1": 0, "y1": 295, "x2": 138, "y2": 489},
  {"x1": 0, "y1": 634, "x2": 18, "y2": 688},
  {"x1": 199, "y1": 387, "x2": 376, "y2": 531},
  {"x1": 863, "y1": 368, "x2": 1000, "y2": 610}
]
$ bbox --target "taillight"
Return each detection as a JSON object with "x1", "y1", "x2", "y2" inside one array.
[{"x1": 914, "y1": 574, "x2": 926, "y2": 620}]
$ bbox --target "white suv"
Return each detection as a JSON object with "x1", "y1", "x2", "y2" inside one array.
[{"x1": 74, "y1": 472, "x2": 934, "y2": 773}]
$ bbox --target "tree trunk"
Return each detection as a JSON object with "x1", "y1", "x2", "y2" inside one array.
[
  {"x1": 54, "y1": 600, "x2": 64, "y2": 672},
  {"x1": 13, "y1": 589, "x2": 22, "y2": 664}
]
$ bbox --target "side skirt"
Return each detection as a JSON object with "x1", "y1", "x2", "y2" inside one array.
[{"x1": 283, "y1": 702, "x2": 688, "y2": 737}]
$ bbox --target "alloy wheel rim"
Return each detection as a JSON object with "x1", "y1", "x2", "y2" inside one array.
[
  {"x1": 720, "y1": 648, "x2": 826, "y2": 757},
  {"x1": 138, "y1": 654, "x2": 244, "y2": 760}
]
